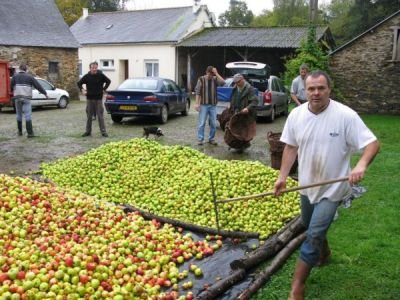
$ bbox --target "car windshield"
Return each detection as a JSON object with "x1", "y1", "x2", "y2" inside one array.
[
  {"x1": 36, "y1": 79, "x2": 53, "y2": 90},
  {"x1": 118, "y1": 79, "x2": 158, "y2": 90}
]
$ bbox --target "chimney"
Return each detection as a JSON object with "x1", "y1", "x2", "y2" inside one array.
[
  {"x1": 83, "y1": 8, "x2": 89, "y2": 18},
  {"x1": 193, "y1": 0, "x2": 201, "y2": 13}
]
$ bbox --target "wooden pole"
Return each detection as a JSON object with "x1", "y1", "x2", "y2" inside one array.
[
  {"x1": 217, "y1": 177, "x2": 348, "y2": 204},
  {"x1": 210, "y1": 173, "x2": 221, "y2": 233}
]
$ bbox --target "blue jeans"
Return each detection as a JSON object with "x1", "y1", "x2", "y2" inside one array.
[
  {"x1": 15, "y1": 98, "x2": 32, "y2": 121},
  {"x1": 197, "y1": 104, "x2": 216, "y2": 142},
  {"x1": 299, "y1": 195, "x2": 339, "y2": 266}
]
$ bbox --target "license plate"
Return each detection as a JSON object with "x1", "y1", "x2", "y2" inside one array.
[{"x1": 120, "y1": 105, "x2": 137, "y2": 111}]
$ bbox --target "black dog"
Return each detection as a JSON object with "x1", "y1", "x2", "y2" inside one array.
[{"x1": 143, "y1": 127, "x2": 164, "y2": 139}]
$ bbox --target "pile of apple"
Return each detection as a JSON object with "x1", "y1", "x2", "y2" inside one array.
[
  {"x1": 0, "y1": 174, "x2": 221, "y2": 299},
  {"x1": 41, "y1": 139, "x2": 300, "y2": 238}
]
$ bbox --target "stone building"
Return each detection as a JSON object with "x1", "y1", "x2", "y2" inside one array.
[
  {"x1": 0, "y1": 0, "x2": 80, "y2": 99},
  {"x1": 329, "y1": 10, "x2": 400, "y2": 114}
]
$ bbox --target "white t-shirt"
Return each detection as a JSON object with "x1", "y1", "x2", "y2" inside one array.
[
  {"x1": 281, "y1": 99, "x2": 377, "y2": 204},
  {"x1": 290, "y1": 75, "x2": 306, "y2": 101}
]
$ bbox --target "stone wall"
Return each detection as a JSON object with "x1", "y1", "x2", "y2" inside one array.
[
  {"x1": 329, "y1": 14, "x2": 400, "y2": 114},
  {"x1": 0, "y1": 46, "x2": 79, "y2": 99}
]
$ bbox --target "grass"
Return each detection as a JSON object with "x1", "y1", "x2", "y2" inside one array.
[{"x1": 252, "y1": 115, "x2": 400, "y2": 300}]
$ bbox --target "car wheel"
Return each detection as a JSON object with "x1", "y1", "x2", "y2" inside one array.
[
  {"x1": 266, "y1": 107, "x2": 275, "y2": 123},
  {"x1": 181, "y1": 99, "x2": 190, "y2": 116},
  {"x1": 58, "y1": 96, "x2": 68, "y2": 109},
  {"x1": 111, "y1": 115, "x2": 123, "y2": 123},
  {"x1": 160, "y1": 105, "x2": 168, "y2": 124}
]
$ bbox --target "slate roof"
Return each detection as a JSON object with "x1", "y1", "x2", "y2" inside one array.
[
  {"x1": 71, "y1": 6, "x2": 201, "y2": 45},
  {"x1": 0, "y1": 0, "x2": 79, "y2": 48},
  {"x1": 178, "y1": 26, "x2": 331, "y2": 48}
]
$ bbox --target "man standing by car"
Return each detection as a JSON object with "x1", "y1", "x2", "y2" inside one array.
[
  {"x1": 11, "y1": 63, "x2": 47, "y2": 138},
  {"x1": 274, "y1": 70, "x2": 380, "y2": 300},
  {"x1": 290, "y1": 64, "x2": 309, "y2": 106},
  {"x1": 194, "y1": 66, "x2": 225, "y2": 145},
  {"x1": 78, "y1": 61, "x2": 111, "y2": 137}
]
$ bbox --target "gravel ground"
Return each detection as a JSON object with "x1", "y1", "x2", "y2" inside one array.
[{"x1": 0, "y1": 100, "x2": 286, "y2": 176}]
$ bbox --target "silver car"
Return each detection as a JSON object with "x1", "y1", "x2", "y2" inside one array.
[{"x1": 256, "y1": 75, "x2": 289, "y2": 122}]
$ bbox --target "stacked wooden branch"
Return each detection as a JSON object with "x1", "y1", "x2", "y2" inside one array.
[
  {"x1": 195, "y1": 216, "x2": 306, "y2": 300},
  {"x1": 122, "y1": 205, "x2": 259, "y2": 239}
]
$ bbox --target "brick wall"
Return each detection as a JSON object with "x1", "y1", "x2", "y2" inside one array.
[
  {"x1": 0, "y1": 46, "x2": 79, "y2": 99},
  {"x1": 329, "y1": 14, "x2": 400, "y2": 114}
]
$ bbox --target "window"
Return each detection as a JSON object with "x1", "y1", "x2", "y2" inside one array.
[
  {"x1": 49, "y1": 61, "x2": 59, "y2": 74},
  {"x1": 100, "y1": 59, "x2": 114, "y2": 69},
  {"x1": 391, "y1": 26, "x2": 400, "y2": 61},
  {"x1": 78, "y1": 60, "x2": 82, "y2": 77},
  {"x1": 48, "y1": 61, "x2": 59, "y2": 80},
  {"x1": 145, "y1": 60, "x2": 159, "y2": 77}
]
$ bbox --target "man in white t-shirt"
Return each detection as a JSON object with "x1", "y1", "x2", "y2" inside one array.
[
  {"x1": 290, "y1": 64, "x2": 309, "y2": 106},
  {"x1": 274, "y1": 70, "x2": 380, "y2": 300}
]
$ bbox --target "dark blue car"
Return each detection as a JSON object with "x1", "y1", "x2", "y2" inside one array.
[{"x1": 104, "y1": 77, "x2": 190, "y2": 124}]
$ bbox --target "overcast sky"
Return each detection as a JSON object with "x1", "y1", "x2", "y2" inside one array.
[{"x1": 126, "y1": 0, "x2": 332, "y2": 19}]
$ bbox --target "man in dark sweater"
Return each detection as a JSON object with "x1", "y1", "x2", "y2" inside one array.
[
  {"x1": 11, "y1": 64, "x2": 47, "y2": 138},
  {"x1": 77, "y1": 62, "x2": 111, "y2": 137}
]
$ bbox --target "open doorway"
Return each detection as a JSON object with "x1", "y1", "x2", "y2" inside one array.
[{"x1": 119, "y1": 60, "x2": 129, "y2": 86}]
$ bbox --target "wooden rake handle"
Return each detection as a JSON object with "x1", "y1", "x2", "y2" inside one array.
[{"x1": 216, "y1": 176, "x2": 349, "y2": 204}]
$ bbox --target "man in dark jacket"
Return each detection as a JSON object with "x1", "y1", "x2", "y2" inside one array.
[
  {"x1": 11, "y1": 64, "x2": 47, "y2": 138},
  {"x1": 230, "y1": 73, "x2": 258, "y2": 119},
  {"x1": 77, "y1": 61, "x2": 111, "y2": 137},
  {"x1": 227, "y1": 73, "x2": 258, "y2": 151}
]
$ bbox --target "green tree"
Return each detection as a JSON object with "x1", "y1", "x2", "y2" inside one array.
[
  {"x1": 326, "y1": 0, "x2": 400, "y2": 46},
  {"x1": 56, "y1": 0, "x2": 127, "y2": 26},
  {"x1": 283, "y1": 26, "x2": 330, "y2": 88},
  {"x1": 55, "y1": 0, "x2": 87, "y2": 26},
  {"x1": 251, "y1": 0, "x2": 312, "y2": 27},
  {"x1": 218, "y1": 0, "x2": 254, "y2": 26},
  {"x1": 88, "y1": 0, "x2": 127, "y2": 12},
  {"x1": 322, "y1": 0, "x2": 354, "y2": 46}
]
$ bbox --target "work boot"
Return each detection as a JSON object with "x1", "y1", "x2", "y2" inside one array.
[
  {"x1": 26, "y1": 120, "x2": 35, "y2": 138},
  {"x1": 288, "y1": 259, "x2": 312, "y2": 300},
  {"x1": 17, "y1": 121, "x2": 23, "y2": 136},
  {"x1": 316, "y1": 240, "x2": 331, "y2": 267}
]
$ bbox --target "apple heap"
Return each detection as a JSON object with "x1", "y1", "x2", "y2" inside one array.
[
  {"x1": 0, "y1": 174, "x2": 217, "y2": 299},
  {"x1": 41, "y1": 139, "x2": 300, "y2": 238}
]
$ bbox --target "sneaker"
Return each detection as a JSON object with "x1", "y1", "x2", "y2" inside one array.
[
  {"x1": 208, "y1": 140, "x2": 218, "y2": 145},
  {"x1": 81, "y1": 132, "x2": 91, "y2": 137},
  {"x1": 102, "y1": 132, "x2": 109, "y2": 137},
  {"x1": 197, "y1": 140, "x2": 204, "y2": 146}
]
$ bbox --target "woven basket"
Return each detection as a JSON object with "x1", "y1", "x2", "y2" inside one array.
[
  {"x1": 217, "y1": 108, "x2": 233, "y2": 132},
  {"x1": 267, "y1": 131, "x2": 285, "y2": 152},
  {"x1": 270, "y1": 151, "x2": 298, "y2": 174},
  {"x1": 229, "y1": 113, "x2": 256, "y2": 141}
]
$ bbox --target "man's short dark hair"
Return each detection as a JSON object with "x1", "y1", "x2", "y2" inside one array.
[
  {"x1": 19, "y1": 64, "x2": 27, "y2": 71},
  {"x1": 299, "y1": 64, "x2": 309, "y2": 72},
  {"x1": 89, "y1": 61, "x2": 98, "y2": 68},
  {"x1": 206, "y1": 66, "x2": 214, "y2": 74},
  {"x1": 305, "y1": 70, "x2": 333, "y2": 88}
]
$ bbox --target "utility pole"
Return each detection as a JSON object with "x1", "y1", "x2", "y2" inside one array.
[{"x1": 308, "y1": 0, "x2": 318, "y2": 42}]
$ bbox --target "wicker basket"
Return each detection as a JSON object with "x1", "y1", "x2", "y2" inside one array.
[
  {"x1": 267, "y1": 131, "x2": 298, "y2": 174},
  {"x1": 270, "y1": 151, "x2": 298, "y2": 174},
  {"x1": 223, "y1": 113, "x2": 256, "y2": 149},
  {"x1": 267, "y1": 131, "x2": 285, "y2": 152}
]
